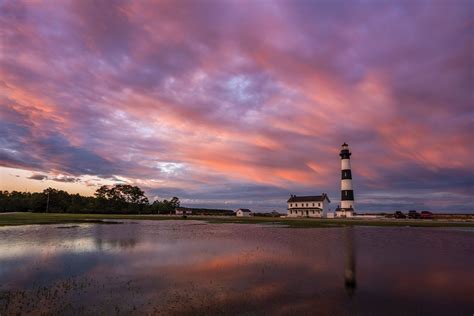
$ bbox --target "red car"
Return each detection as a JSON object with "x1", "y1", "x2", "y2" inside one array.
[{"x1": 420, "y1": 211, "x2": 434, "y2": 219}]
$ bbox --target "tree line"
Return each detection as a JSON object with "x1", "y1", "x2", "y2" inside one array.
[{"x1": 0, "y1": 184, "x2": 180, "y2": 214}]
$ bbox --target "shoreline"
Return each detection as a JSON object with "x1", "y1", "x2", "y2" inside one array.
[{"x1": 0, "y1": 212, "x2": 473, "y2": 228}]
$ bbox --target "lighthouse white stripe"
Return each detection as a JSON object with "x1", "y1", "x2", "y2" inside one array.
[
  {"x1": 341, "y1": 201, "x2": 354, "y2": 209},
  {"x1": 341, "y1": 179, "x2": 353, "y2": 190},
  {"x1": 341, "y1": 159, "x2": 351, "y2": 170}
]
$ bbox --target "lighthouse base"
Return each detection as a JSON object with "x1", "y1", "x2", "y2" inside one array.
[{"x1": 335, "y1": 208, "x2": 354, "y2": 218}]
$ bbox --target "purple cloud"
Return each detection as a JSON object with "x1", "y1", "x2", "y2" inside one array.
[
  {"x1": 27, "y1": 174, "x2": 48, "y2": 181},
  {"x1": 0, "y1": 0, "x2": 472, "y2": 212}
]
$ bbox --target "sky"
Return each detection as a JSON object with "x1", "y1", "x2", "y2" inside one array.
[{"x1": 0, "y1": 0, "x2": 473, "y2": 212}]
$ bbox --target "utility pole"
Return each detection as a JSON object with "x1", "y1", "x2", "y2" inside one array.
[{"x1": 46, "y1": 191, "x2": 50, "y2": 213}]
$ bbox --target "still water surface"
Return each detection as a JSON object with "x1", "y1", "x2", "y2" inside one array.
[{"x1": 0, "y1": 221, "x2": 473, "y2": 315}]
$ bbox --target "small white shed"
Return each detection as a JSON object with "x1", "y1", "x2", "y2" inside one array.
[{"x1": 236, "y1": 209, "x2": 252, "y2": 217}]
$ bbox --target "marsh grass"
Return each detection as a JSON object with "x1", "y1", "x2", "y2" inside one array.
[
  {"x1": 204, "y1": 216, "x2": 474, "y2": 228},
  {"x1": 0, "y1": 212, "x2": 473, "y2": 228}
]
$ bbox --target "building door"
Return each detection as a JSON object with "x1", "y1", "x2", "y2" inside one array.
[{"x1": 306, "y1": 210, "x2": 309, "y2": 217}]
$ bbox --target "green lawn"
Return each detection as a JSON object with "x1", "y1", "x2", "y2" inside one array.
[
  {"x1": 0, "y1": 213, "x2": 175, "y2": 227},
  {"x1": 204, "y1": 215, "x2": 474, "y2": 228},
  {"x1": 0, "y1": 212, "x2": 473, "y2": 228}
]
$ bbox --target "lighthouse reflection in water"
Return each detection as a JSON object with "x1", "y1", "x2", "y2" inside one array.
[{"x1": 344, "y1": 227, "x2": 357, "y2": 296}]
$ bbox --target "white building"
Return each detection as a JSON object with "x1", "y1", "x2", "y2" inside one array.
[
  {"x1": 175, "y1": 207, "x2": 192, "y2": 216},
  {"x1": 287, "y1": 194, "x2": 331, "y2": 218},
  {"x1": 236, "y1": 208, "x2": 252, "y2": 217}
]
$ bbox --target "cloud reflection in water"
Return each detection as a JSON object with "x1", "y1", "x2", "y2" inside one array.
[{"x1": 0, "y1": 221, "x2": 473, "y2": 315}]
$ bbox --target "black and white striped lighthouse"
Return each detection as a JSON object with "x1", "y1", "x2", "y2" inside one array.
[{"x1": 339, "y1": 142, "x2": 355, "y2": 217}]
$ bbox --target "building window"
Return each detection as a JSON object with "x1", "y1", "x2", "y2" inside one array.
[
  {"x1": 306, "y1": 203, "x2": 308, "y2": 206},
  {"x1": 290, "y1": 203, "x2": 292, "y2": 207},
  {"x1": 318, "y1": 203, "x2": 321, "y2": 207},
  {"x1": 312, "y1": 203, "x2": 315, "y2": 206}
]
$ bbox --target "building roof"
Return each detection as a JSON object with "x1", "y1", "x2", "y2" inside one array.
[
  {"x1": 237, "y1": 208, "x2": 252, "y2": 213},
  {"x1": 175, "y1": 207, "x2": 234, "y2": 214},
  {"x1": 287, "y1": 194, "x2": 330, "y2": 203}
]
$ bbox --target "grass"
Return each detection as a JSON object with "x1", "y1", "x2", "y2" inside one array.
[
  {"x1": 0, "y1": 213, "x2": 174, "y2": 227},
  {"x1": 203, "y1": 215, "x2": 474, "y2": 228},
  {"x1": 0, "y1": 212, "x2": 473, "y2": 228}
]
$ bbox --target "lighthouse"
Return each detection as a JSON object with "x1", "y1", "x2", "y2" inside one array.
[{"x1": 337, "y1": 143, "x2": 355, "y2": 217}]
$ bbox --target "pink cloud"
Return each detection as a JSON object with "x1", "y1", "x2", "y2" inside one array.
[{"x1": 0, "y1": 0, "x2": 472, "y2": 211}]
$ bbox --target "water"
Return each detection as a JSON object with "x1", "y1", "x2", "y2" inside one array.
[{"x1": 0, "y1": 221, "x2": 473, "y2": 315}]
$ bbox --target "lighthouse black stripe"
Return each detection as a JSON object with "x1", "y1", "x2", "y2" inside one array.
[
  {"x1": 339, "y1": 149, "x2": 351, "y2": 159},
  {"x1": 341, "y1": 190, "x2": 354, "y2": 201},
  {"x1": 341, "y1": 169, "x2": 352, "y2": 179}
]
